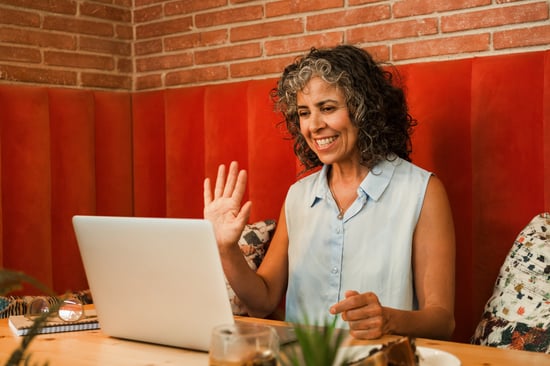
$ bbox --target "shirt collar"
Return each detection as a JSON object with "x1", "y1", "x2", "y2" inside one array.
[{"x1": 309, "y1": 158, "x2": 399, "y2": 207}]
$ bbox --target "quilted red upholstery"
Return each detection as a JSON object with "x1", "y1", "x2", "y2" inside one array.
[{"x1": 0, "y1": 50, "x2": 548, "y2": 342}]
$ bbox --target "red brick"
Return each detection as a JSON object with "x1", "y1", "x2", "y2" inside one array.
[
  {"x1": 0, "y1": 0, "x2": 76, "y2": 15},
  {"x1": 81, "y1": 72, "x2": 131, "y2": 90},
  {"x1": 195, "y1": 5, "x2": 263, "y2": 28},
  {"x1": 195, "y1": 43, "x2": 262, "y2": 65},
  {"x1": 134, "y1": 39, "x2": 163, "y2": 56},
  {"x1": 136, "y1": 17, "x2": 192, "y2": 39},
  {"x1": 307, "y1": 5, "x2": 390, "y2": 31},
  {"x1": 230, "y1": 56, "x2": 296, "y2": 78},
  {"x1": 393, "y1": 0, "x2": 490, "y2": 18},
  {"x1": 442, "y1": 2, "x2": 549, "y2": 32},
  {"x1": 0, "y1": 64, "x2": 77, "y2": 86},
  {"x1": 80, "y1": 36, "x2": 131, "y2": 56},
  {"x1": 135, "y1": 0, "x2": 166, "y2": 8},
  {"x1": 266, "y1": 0, "x2": 343, "y2": 17},
  {"x1": 349, "y1": 0, "x2": 388, "y2": 4},
  {"x1": 134, "y1": 5, "x2": 163, "y2": 23},
  {"x1": 80, "y1": 3, "x2": 131, "y2": 23},
  {"x1": 265, "y1": 32, "x2": 343, "y2": 56},
  {"x1": 231, "y1": 19, "x2": 304, "y2": 42},
  {"x1": 393, "y1": 33, "x2": 490, "y2": 61},
  {"x1": 44, "y1": 51, "x2": 115, "y2": 71},
  {"x1": 115, "y1": 0, "x2": 132, "y2": 7},
  {"x1": 0, "y1": 7, "x2": 40, "y2": 27},
  {"x1": 135, "y1": 52, "x2": 193, "y2": 72},
  {"x1": 363, "y1": 44, "x2": 390, "y2": 63},
  {"x1": 135, "y1": 74, "x2": 162, "y2": 90},
  {"x1": 165, "y1": 0, "x2": 226, "y2": 16},
  {"x1": 117, "y1": 57, "x2": 133, "y2": 73},
  {"x1": 494, "y1": 24, "x2": 550, "y2": 49},
  {"x1": 165, "y1": 29, "x2": 227, "y2": 51},
  {"x1": 0, "y1": 27, "x2": 76, "y2": 50},
  {"x1": 44, "y1": 15, "x2": 114, "y2": 37},
  {"x1": 231, "y1": 0, "x2": 263, "y2": 3},
  {"x1": 0, "y1": 45, "x2": 41, "y2": 63},
  {"x1": 165, "y1": 65, "x2": 228, "y2": 85},
  {"x1": 115, "y1": 24, "x2": 133, "y2": 40},
  {"x1": 347, "y1": 18, "x2": 438, "y2": 43}
]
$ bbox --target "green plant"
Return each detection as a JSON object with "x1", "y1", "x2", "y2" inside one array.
[
  {"x1": 280, "y1": 316, "x2": 348, "y2": 366},
  {"x1": 1, "y1": 269, "x2": 59, "y2": 366}
]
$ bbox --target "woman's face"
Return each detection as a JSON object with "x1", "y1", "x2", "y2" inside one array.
[{"x1": 297, "y1": 77, "x2": 360, "y2": 165}]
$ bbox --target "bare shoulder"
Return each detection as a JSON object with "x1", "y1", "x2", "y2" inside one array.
[
  {"x1": 415, "y1": 175, "x2": 455, "y2": 252},
  {"x1": 422, "y1": 175, "x2": 452, "y2": 218}
]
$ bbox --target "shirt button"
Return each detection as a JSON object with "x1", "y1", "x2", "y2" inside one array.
[
  {"x1": 331, "y1": 267, "x2": 339, "y2": 274},
  {"x1": 336, "y1": 227, "x2": 341, "y2": 234}
]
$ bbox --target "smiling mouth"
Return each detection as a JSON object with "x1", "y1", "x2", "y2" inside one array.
[{"x1": 315, "y1": 136, "x2": 338, "y2": 147}]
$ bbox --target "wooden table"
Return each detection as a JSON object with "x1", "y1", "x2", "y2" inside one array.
[{"x1": 1, "y1": 315, "x2": 549, "y2": 365}]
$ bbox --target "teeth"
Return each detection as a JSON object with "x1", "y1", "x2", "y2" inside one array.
[{"x1": 316, "y1": 136, "x2": 337, "y2": 146}]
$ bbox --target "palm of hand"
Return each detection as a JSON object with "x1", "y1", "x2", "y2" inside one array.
[
  {"x1": 204, "y1": 196, "x2": 245, "y2": 248},
  {"x1": 203, "y1": 162, "x2": 252, "y2": 249}
]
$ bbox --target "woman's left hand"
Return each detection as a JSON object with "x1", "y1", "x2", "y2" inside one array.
[{"x1": 330, "y1": 290, "x2": 386, "y2": 339}]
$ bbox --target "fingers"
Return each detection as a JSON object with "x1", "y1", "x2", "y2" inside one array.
[
  {"x1": 214, "y1": 163, "x2": 227, "y2": 199},
  {"x1": 348, "y1": 321, "x2": 384, "y2": 340},
  {"x1": 204, "y1": 162, "x2": 248, "y2": 214},
  {"x1": 346, "y1": 302, "x2": 384, "y2": 339},
  {"x1": 237, "y1": 200, "x2": 253, "y2": 224},
  {"x1": 222, "y1": 161, "x2": 239, "y2": 198},
  {"x1": 329, "y1": 290, "x2": 360, "y2": 315},
  {"x1": 233, "y1": 169, "x2": 248, "y2": 202},
  {"x1": 211, "y1": 162, "x2": 245, "y2": 199},
  {"x1": 330, "y1": 291, "x2": 384, "y2": 340},
  {"x1": 203, "y1": 178, "x2": 212, "y2": 206}
]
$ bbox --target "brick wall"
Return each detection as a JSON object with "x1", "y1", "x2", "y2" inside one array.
[
  {"x1": 1, "y1": 0, "x2": 549, "y2": 91},
  {"x1": 0, "y1": 0, "x2": 133, "y2": 90}
]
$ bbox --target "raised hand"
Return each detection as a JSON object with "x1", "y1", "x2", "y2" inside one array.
[{"x1": 203, "y1": 161, "x2": 252, "y2": 250}]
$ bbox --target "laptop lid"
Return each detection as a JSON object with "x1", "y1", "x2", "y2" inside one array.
[{"x1": 72, "y1": 215, "x2": 234, "y2": 351}]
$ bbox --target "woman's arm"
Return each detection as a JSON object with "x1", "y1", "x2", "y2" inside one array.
[
  {"x1": 203, "y1": 161, "x2": 288, "y2": 318},
  {"x1": 330, "y1": 175, "x2": 456, "y2": 340},
  {"x1": 383, "y1": 175, "x2": 456, "y2": 339},
  {"x1": 236, "y1": 206, "x2": 289, "y2": 318}
]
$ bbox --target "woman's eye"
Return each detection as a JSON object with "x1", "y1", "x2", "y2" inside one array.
[
  {"x1": 298, "y1": 110, "x2": 309, "y2": 118},
  {"x1": 322, "y1": 106, "x2": 335, "y2": 113}
]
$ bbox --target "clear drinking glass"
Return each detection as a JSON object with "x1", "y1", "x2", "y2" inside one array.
[{"x1": 209, "y1": 322, "x2": 279, "y2": 366}]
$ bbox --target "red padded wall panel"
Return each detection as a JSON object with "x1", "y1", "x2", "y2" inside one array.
[
  {"x1": 471, "y1": 52, "x2": 547, "y2": 322},
  {"x1": 48, "y1": 88, "x2": 96, "y2": 293},
  {"x1": 203, "y1": 82, "x2": 250, "y2": 187},
  {"x1": 400, "y1": 59, "x2": 474, "y2": 342},
  {"x1": 0, "y1": 85, "x2": 53, "y2": 292},
  {"x1": 246, "y1": 78, "x2": 297, "y2": 223},
  {"x1": 164, "y1": 86, "x2": 206, "y2": 219},
  {"x1": 132, "y1": 90, "x2": 167, "y2": 217},
  {"x1": 94, "y1": 91, "x2": 134, "y2": 216},
  {"x1": 544, "y1": 51, "x2": 550, "y2": 211}
]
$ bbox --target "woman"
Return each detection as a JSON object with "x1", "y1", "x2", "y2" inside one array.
[{"x1": 204, "y1": 45, "x2": 455, "y2": 340}]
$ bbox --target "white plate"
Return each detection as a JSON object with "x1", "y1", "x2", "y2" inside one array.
[{"x1": 334, "y1": 345, "x2": 461, "y2": 366}]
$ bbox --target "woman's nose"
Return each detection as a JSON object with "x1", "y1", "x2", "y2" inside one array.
[{"x1": 308, "y1": 110, "x2": 326, "y2": 131}]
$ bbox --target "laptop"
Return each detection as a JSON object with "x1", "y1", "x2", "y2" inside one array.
[{"x1": 72, "y1": 215, "x2": 295, "y2": 351}]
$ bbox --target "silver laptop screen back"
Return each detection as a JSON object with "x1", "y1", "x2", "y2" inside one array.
[{"x1": 73, "y1": 215, "x2": 234, "y2": 351}]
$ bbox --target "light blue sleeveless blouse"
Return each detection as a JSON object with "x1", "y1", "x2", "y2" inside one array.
[{"x1": 284, "y1": 157, "x2": 431, "y2": 327}]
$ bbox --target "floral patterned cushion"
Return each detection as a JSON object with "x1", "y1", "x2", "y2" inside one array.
[
  {"x1": 472, "y1": 212, "x2": 550, "y2": 353},
  {"x1": 225, "y1": 219, "x2": 276, "y2": 315}
]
